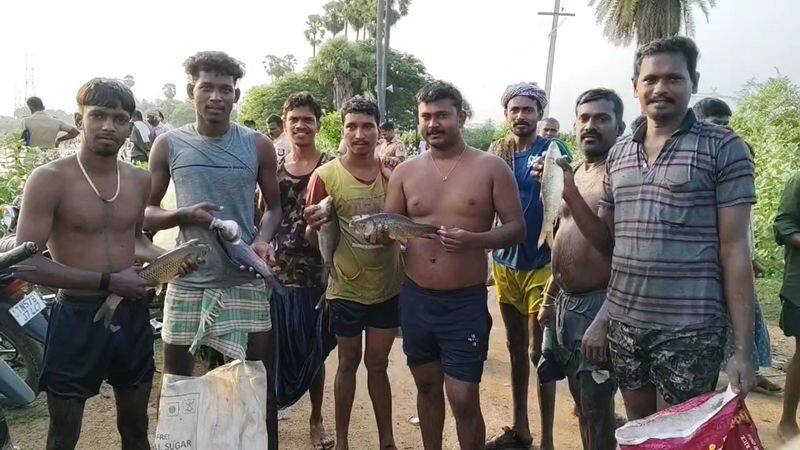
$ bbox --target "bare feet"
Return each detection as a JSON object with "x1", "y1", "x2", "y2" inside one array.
[
  {"x1": 485, "y1": 426, "x2": 533, "y2": 449},
  {"x1": 310, "y1": 419, "x2": 334, "y2": 450},
  {"x1": 778, "y1": 420, "x2": 800, "y2": 443}
]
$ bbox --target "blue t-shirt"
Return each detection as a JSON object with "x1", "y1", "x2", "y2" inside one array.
[{"x1": 493, "y1": 138, "x2": 571, "y2": 271}]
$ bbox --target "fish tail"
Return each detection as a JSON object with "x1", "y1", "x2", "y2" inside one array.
[{"x1": 538, "y1": 226, "x2": 552, "y2": 249}]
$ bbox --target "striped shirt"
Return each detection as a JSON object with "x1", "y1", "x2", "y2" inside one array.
[{"x1": 599, "y1": 110, "x2": 755, "y2": 330}]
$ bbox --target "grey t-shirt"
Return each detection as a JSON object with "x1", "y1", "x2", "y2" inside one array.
[{"x1": 166, "y1": 123, "x2": 261, "y2": 289}]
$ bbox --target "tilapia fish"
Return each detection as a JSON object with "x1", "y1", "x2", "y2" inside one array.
[
  {"x1": 317, "y1": 196, "x2": 340, "y2": 283},
  {"x1": 93, "y1": 239, "x2": 209, "y2": 328},
  {"x1": 210, "y1": 218, "x2": 287, "y2": 296},
  {"x1": 350, "y1": 213, "x2": 438, "y2": 243},
  {"x1": 538, "y1": 141, "x2": 564, "y2": 249}
]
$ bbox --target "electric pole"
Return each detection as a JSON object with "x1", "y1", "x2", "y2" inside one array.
[
  {"x1": 376, "y1": 0, "x2": 386, "y2": 118},
  {"x1": 537, "y1": 0, "x2": 574, "y2": 117}
]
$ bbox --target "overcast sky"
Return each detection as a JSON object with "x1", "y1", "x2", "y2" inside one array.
[{"x1": 2, "y1": 0, "x2": 798, "y2": 129}]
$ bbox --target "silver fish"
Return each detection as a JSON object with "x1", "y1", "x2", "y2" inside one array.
[
  {"x1": 94, "y1": 239, "x2": 209, "y2": 328},
  {"x1": 350, "y1": 213, "x2": 438, "y2": 244},
  {"x1": 538, "y1": 141, "x2": 564, "y2": 249},
  {"x1": 317, "y1": 196, "x2": 339, "y2": 283},
  {"x1": 210, "y1": 218, "x2": 287, "y2": 296}
]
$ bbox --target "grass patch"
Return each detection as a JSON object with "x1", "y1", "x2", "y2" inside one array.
[{"x1": 756, "y1": 275, "x2": 783, "y2": 325}]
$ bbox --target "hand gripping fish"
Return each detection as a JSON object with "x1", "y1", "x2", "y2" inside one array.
[
  {"x1": 538, "y1": 141, "x2": 565, "y2": 249},
  {"x1": 209, "y1": 218, "x2": 287, "y2": 296},
  {"x1": 93, "y1": 239, "x2": 209, "y2": 328},
  {"x1": 350, "y1": 213, "x2": 438, "y2": 244},
  {"x1": 317, "y1": 196, "x2": 340, "y2": 283}
]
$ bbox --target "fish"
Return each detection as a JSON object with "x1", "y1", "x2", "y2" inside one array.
[
  {"x1": 210, "y1": 218, "x2": 287, "y2": 296},
  {"x1": 0, "y1": 242, "x2": 37, "y2": 269},
  {"x1": 350, "y1": 213, "x2": 438, "y2": 244},
  {"x1": 93, "y1": 239, "x2": 209, "y2": 328},
  {"x1": 538, "y1": 141, "x2": 565, "y2": 249},
  {"x1": 317, "y1": 196, "x2": 340, "y2": 283}
]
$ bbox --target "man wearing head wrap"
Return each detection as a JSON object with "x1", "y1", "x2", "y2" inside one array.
[{"x1": 486, "y1": 82, "x2": 570, "y2": 450}]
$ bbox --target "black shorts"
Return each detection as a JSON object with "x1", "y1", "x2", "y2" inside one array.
[
  {"x1": 329, "y1": 296, "x2": 399, "y2": 338},
  {"x1": 39, "y1": 292, "x2": 155, "y2": 399},
  {"x1": 400, "y1": 278, "x2": 491, "y2": 383},
  {"x1": 781, "y1": 295, "x2": 800, "y2": 337}
]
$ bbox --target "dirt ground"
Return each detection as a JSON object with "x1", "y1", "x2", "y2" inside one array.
[{"x1": 6, "y1": 288, "x2": 791, "y2": 449}]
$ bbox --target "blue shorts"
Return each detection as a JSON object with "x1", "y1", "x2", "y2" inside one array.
[
  {"x1": 400, "y1": 278, "x2": 491, "y2": 383},
  {"x1": 39, "y1": 292, "x2": 155, "y2": 399}
]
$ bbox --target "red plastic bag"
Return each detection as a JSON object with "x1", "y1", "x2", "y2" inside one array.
[{"x1": 616, "y1": 388, "x2": 764, "y2": 449}]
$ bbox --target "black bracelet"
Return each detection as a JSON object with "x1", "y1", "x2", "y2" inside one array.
[{"x1": 99, "y1": 272, "x2": 111, "y2": 291}]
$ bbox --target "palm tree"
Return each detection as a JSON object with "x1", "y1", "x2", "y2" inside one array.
[
  {"x1": 343, "y1": 0, "x2": 366, "y2": 40},
  {"x1": 590, "y1": 0, "x2": 716, "y2": 46},
  {"x1": 162, "y1": 83, "x2": 176, "y2": 100},
  {"x1": 323, "y1": 1, "x2": 346, "y2": 38},
  {"x1": 305, "y1": 15, "x2": 326, "y2": 57}
]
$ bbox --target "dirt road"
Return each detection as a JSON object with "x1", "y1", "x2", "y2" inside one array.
[{"x1": 7, "y1": 288, "x2": 788, "y2": 449}]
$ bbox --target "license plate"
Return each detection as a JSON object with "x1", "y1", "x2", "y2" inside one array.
[{"x1": 9, "y1": 291, "x2": 46, "y2": 326}]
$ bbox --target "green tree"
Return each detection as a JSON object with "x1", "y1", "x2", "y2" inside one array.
[
  {"x1": 732, "y1": 77, "x2": 800, "y2": 275},
  {"x1": 167, "y1": 102, "x2": 197, "y2": 127},
  {"x1": 307, "y1": 38, "x2": 372, "y2": 109},
  {"x1": 317, "y1": 111, "x2": 344, "y2": 154},
  {"x1": 262, "y1": 54, "x2": 297, "y2": 82},
  {"x1": 322, "y1": 1, "x2": 346, "y2": 38},
  {"x1": 162, "y1": 83, "x2": 177, "y2": 100},
  {"x1": 305, "y1": 14, "x2": 326, "y2": 57},
  {"x1": 238, "y1": 73, "x2": 332, "y2": 132},
  {"x1": 590, "y1": 0, "x2": 716, "y2": 46},
  {"x1": 463, "y1": 121, "x2": 497, "y2": 151}
]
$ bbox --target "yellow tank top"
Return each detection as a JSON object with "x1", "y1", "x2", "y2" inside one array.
[{"x1": 317, "y1": 158, "x2": 403, "y2": 304}]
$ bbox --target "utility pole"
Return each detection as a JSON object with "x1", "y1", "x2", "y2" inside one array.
[
  {"x1": 376, "y1": 0, "x2": 386, "y2": 118},
  {"x1": 537, "y1": 0, "x2": 574, "y2": 117},
  {"x1": 381, "y1": 0, "x2": 392, "y2": 121}
]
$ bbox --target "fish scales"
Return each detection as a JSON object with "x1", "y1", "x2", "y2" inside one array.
[
  {"x1": 538, "y1": 142, "x2": 564, "y2": 249},
  {"x1": 350, "y1": 213, "x2": 438, "y2": 241}
]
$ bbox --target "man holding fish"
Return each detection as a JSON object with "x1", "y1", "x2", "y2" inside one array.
[
  {"x1": 15, "y1": 78, "x2": 199, "y2": 449},
  {"x1": 379, "y1": 80, "x2": 526, "y2": 450},
  {"x1": 304, "y1": 96, "x2": 401, "y2": 450},
  {"x1": 534, "y1": 88, "x2": 627, "y2": 450},
  {"x1": 485, "y1": 82, "x2": 570, "y2": 450},
  {"x1": 143, "y1": 51, "x2": 282, "y2": 449},
  {"x1": 269, "y1": 93, "x2": 336, "y2": 450}
]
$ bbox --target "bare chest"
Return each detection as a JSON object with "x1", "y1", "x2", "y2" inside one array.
[
  {"x1": 54, "y1": 183, "x2": 143, "y2": 235},
  {"x1": 404, "y1": 163, "x2": 493, "y2": 224}
]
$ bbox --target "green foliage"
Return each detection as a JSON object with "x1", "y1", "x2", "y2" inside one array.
[
  {"x1": 238, "y1": 73, "x2": 332, "y2": 133},
  {"x1": 463, "y1": 121, "x2": 497, "y2": 151},
  {"x1": 0, "y1": 136, "x2": 59, "y2": 205},
  {"x1": 167, "y1": 102, "x2": 196, "y2": 127},
  {"x1": 732, "y1": 77, "x2": 800, "y2": 275},
  {"x1": 591, "y1": 0, "x2": 716, "y2": 46},
  {"x1": 262, "y1": 54, "x2": 297, "y2": 82},
  {"x1": 492, "y1": 122, "x2": 511, "y2": 141},
  {"x1": 399, "y1": 130, "x2": 419, "y2": 154},
  {"x1": 317, "y1": 111, "x2": 343, "y2": 155}
]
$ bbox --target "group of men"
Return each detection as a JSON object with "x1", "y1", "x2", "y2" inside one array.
[{"x1": 12, "y1": 33, "x2": 794, "y2": 450}]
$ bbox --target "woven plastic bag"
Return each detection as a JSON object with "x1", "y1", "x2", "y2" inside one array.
[
  {"x1": 153, "y1": 360, "x2": 268, "y2": 450},
  {"x1": 616, "y1": 387, "x2": 763, "y2": 450}
]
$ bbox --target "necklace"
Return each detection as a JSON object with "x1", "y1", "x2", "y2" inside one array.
[
  {"x1": 429, "y1": 146, "x2": 467, "y2": 182},
  {"x1": 76, "y1": 154, "x2": 120, "y2": 203}
]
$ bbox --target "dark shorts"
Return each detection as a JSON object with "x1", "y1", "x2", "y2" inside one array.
[
  {"x1": 607, "y1": 320, "x2": 724, "y2": 405},
  {"x1": 272, "y1": 286, "x2": 336, "y2": 408},
  {"x1": 39, "y1": 292, "x2": 155, "y2": 399},
  {"x1": 555, "y1": 289, "x2": 614, "y2": 376},
  {"x1": 400, "y1": 278, "x2": 491, "y2": 383},
  {"x1": 781, "y1": 295, "x2": 800, "y2": 337},
  {"x1": 329, "y1": 296, "x2": 399, "y2": 338}
]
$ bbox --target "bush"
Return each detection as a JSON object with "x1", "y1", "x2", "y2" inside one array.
[
  {"x1": 238, "y1": 73, "x2": 332, "y2": 133},
  {"x1": 463, "y1": 121, "x2": 497, "y2": 151},
  {"x1": 0, "y1": 135, "x2": 59, "y2": 206},
  {"x1": 317, "y1": 111, "x2": 343, "y2": 155},
  {"x1": 732, "y1": 77, "x2": 800, "y2": 275}
]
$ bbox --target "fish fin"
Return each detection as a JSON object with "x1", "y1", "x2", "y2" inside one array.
[
  {"x1": 396, "y1": 236, "x2": 408, "y2": 246},
  {"x1": 314, "y1": 292, "x2": 326, "y2": 310},
  {"x1": 538, "y1": 226, "x2": 548, "y2": 249},
  {"x1": 155, "y1": 284, "x2": 164, "y2": 296},
  {"x1": 545, "y1": 231, "x2": 555, "y2": 250}
]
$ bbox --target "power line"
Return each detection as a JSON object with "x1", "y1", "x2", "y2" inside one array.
[{"x1": 537, "y1": 0, "x2": 575, "y2": 117}]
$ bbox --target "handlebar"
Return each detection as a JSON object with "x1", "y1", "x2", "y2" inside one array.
[{"x1": 0, "y1": 242, "x2": 37, "y2": 270}]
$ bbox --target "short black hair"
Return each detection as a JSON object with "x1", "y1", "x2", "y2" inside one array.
[
  {"x1": 634, "y1": 36, "x2": 700, "y2": 87},
  {"x1": 26, "y1": 96, "x2": 44, "y2": 112},
  {"x1": 416, "y1": 80, "x2": 464, "y2": 112},
  {"x1": 242, "y1": 119, "x2": 256, "y2": 128},
  {"x1": 183, "y1": 51, "x2": 245, "y2": 85},
  {"x1": 75, "y1": 78, "x2": 136, "y2": 116},
  {"x1": 133, "y1": 110, "x2": 143, "y2": 121},
  {"x1": 340, "y1": 96, "x2": 381, "y2": 125},
  {"x1": 282, "y1": 93, "x2": 322, "y2": 120},
  {"x1": 267, "y1": 114, "x2": 283, "y2": 126},
  {"x1": 692, "y1": 97, "x2": 732, "y2": 120},
  {"x1": 575, "y1": 88, "x2": 624, "y2": 125},
  {"x1": 379, "y1": 122, "x2": 395, "y2": 131}
]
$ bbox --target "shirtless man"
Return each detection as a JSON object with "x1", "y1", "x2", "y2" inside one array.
[
  {"x1": 144, "y1": 51, "x2": 282, "y2": 449},
  {"x1": 536, "y1": 88, "x2": 626, "y2": 450},
  {"x1": 382, "y1": 81, "x2": 526, "y2": 450},
  {"x1": 15, "y1": 78, "x2": 171, "y2": 449}
]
